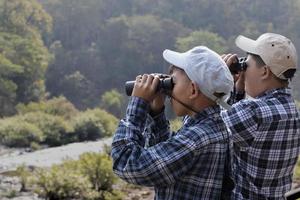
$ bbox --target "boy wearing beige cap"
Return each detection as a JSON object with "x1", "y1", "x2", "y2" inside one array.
[
  {"x1": 111, "y1": 46, "x2": 234, "y2": 199},
  {"x1": 222, "y1": 33, "x2": 300, "y2": 199}
]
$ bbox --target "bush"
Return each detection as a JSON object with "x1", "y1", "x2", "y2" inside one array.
[
  {"x1": 85, "y1": 109, "x2": 118, "y2": 137},
  {"x1": 294, "y1": 158, "x2": 300, "y2": 181},
  {"x1": 78, "y1": 153, "x2": 116, "y2": 192},
  {"x1": 33, "y1": 166, "x2": 99, "y2": 200},
  {"x1": 31, "y1": 153, "x2": 122, "y2": 200},
  {"x1": 0, "y1": 117, "x2": 44, "y2": 147},
  {"x1": 22, "y1": 112, "x2": 73, "y2": 146},
  {"x1": 45, "y1": 96, "x2": 79, "y2": 119},
  {"x1": 71, "y1": 111, "x2": 105, "y2": 141},
  {"x1": 16, "y1": 96, "x2": 78, "y2": 120},
  {"x1": 100, "y1": 89, "x2": 124, "y2": 118},
  {"x1": 170, "y1": 118, "x2": 182, "y2": 132},
  {"x1": 30, "y1": 141, "x2": 42, "y2": 151},
  {"x1": 16, "y1": 165, "x2": 31, "y2": 192}
]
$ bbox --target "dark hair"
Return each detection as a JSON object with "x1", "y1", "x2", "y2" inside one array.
[
  {"x1": 249, "y1": 53, "x2": 295, "y2": 82},
  {"x1": 282, "y1": 69, "x2": 296, "y2": 80},
  {"x1": 249, "y1": 53, "x2": 265, "y2": 67}
]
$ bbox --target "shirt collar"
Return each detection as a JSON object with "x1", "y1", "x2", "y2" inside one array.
[
  {"x1": 256, "y1": 87, "x2": 291, "y2": 99},
  {"x1": 184, "y1": 105, "x2": 221, "y2": 125}
]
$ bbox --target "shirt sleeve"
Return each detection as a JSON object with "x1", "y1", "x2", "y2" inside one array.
[
  {"x1": 111, "y1": 97, "x2": 201, "y2": 186},
  {"x1": 227, "y1": 90, "x2": 246, "y2": 105},
  {"x1": 144, "y1": 111, "x2": 171, "y2": 146},
  {"x1": 221, "y1": 100, "x2": 258, "y2": 148}
]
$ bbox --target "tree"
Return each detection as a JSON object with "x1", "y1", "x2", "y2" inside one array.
[
  {"x1": 60, "y1": 71, "x2": 98, "y2": 109},
  {"x1": 40, "y1": 0, "x2": 300, "y2": 103},
  {"x1": 0, "y1": 49, "x2": 23, "y2": 116},
  {"x1": 0, "y1": 0, "x2": 52, "y2": 115},
  {"x1": 97, "y1": 15, "x2": 189, "y2": 93},
  {"x1": 176, "y1": 30, "x2": 228, "y2": 53},
  {"x1": 45, "y1": 12, "x2": 189, "y2": 108},
  {"x1": 0, "y1": 0, "x2": 52, "y2": 39}
]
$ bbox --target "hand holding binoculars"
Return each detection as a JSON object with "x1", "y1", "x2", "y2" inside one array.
[
  {"x1": 125, "y1": 74, "x2": 174, "y2": 96},
  {"x1": 229, "y1": 57, "x2": 247, "y2": 74}
]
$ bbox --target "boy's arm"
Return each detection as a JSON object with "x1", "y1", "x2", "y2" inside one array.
[
  {"x1": 144, "y1": 111, "x2": 171, "y2": 146},
  {"x1": 111, "y1": 97, "x2": 199, "y2": 187}
]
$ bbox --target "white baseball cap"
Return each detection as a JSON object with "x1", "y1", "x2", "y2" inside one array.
[
  {"x1": 235, "y1": 33, "x2": 298, "y2": 80},
  {"x1": 163, "y1": 46, "x2": 234, "y2": 109}
]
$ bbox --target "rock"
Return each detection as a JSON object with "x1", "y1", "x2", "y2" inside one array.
[{"x1": 0, "y1": 138, "x2": 112, "y2": 173}]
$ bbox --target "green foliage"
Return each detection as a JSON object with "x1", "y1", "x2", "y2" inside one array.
[
  {"x1": 11, "y1": 36, "x2": 51, "y2": 103},
  {"x1": 71, "y1": 108, "x2": 118, "y2": 141},
  {"x1": 78, "y1": 153, "x2": 117, "y2": 192},
  {"x1": 0, "y1": 0, "x2": 52, "y2": 37},
  {"x1": 176, "y1": 30, "x2": 228, "y2": 54},
  {"x1": 170, "y1": 118, "x2": 182, "y2": 132},
  {"x1": 0, "y1": 97, "x2": 118, "y2": 148},
  {"x1": 0, "y1": 45, "x2": 23, "y2": 115},
  {"x1": 60, "y1": 71, "x2": 98, "y2": 109},
  {"x1": 4, "y1": 190, "x2": 18, "y2": 198},
  {"x1": 16, "y1": 96, "x2": 79, "y2": 120},
  {"x1": 1, "y1": 0, "x2": 299, "y2": 112},
  {"x1": 71, "y1": 110, "x2": 105, "y2": 141},
  {"x1": 33, "y1": 166, "x2": 99, "y2": 200},
  {"x1": 101, "y1": 89, "x2": 124, "y2": 118},
  {"x1": 0, "y1": 0, "x2": 52, "y2": 116},
  {"x1": 0, "y1": 117, "x2": 44, "y2": 147},
  {"x1": 84, "y1": 108, "x2": 118, "y2": 137},
  {"x1": 294, "y1": 158, "x2": 300, "y2": 181},
  {"x1": 45, "y1": 12, "x2": 189, "y2": 109},
  {"x1": 16, "y1": 165, "x2": 31, "y2": 192},
  {"x1": 35, "y1": 96, "x2": 78, "y2": 119},
  {"x1": 31, "y1": 153, "x2": 122, "y2": 200},
  {"x1": 30, "y1": 141, "x2": 42, "y2": 151},
  {"x1": 100, "y1": 14, "x2": 188, "y2": 77},
  {"x1": 39, "y1": 0, "x2": 300, "y2": 104},
  {"x1": 22, "y1": 112, "x2": 73, "y2": 146},
  {"x1": 103, "y1": 144, "x2": 112, "y2": 156}
]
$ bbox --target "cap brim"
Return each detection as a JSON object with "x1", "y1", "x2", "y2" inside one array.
[
  {"x1": 163, "y1": 49, "x2": 187, "y2": 70},
  {"x1": 235, "y1": 35, "x2": 258, "y2": 55}
]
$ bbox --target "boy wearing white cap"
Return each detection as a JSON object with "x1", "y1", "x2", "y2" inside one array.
[
  {"x1": 221, "y1": 33, "x2": 300, "y2": 199},
  {"x1": 111, "y1": 46, "x2": 234, "y2": 199}
]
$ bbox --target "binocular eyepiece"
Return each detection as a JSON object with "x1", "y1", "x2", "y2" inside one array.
[
  {"x1": 229, "y1": 57, "x2": 247, "y2": 74},
  {"x1": 125, "y1": 74, "x2": 174, "y2": 96}
]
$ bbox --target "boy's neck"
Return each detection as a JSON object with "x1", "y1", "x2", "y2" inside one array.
[
  {"x1": 254, "y1": 78, "x2": 288, "y2": 98},
  {"x1": 189, "y1": 97, "x2": 217, "y2": 117}
]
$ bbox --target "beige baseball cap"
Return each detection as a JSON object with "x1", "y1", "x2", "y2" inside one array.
[{"x1": 235, "y1": 33, "x2": 298, "y2": 80}]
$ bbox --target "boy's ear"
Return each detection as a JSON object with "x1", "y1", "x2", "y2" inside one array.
[
  {"x1": 261, "y1": 66, "x2": 271, "y2": 80},
  {"x1": 189, "y1": 82, "x2": 200, "y2": 99}
]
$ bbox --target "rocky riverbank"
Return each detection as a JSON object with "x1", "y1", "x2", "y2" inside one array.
[
  {"x1": 0, "y1": 138, "x2": 112, "y2": 173},
  {"x1": 0, "y1": 138, "x2": 112, "y2": 199}
]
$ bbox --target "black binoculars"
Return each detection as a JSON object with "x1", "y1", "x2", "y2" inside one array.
[
  {"x1": 229, "y1": 57, "x2": 247, "y2": 74},
  {"x1": 125, "y1": 74, "x2": 174, "y2": 96}
]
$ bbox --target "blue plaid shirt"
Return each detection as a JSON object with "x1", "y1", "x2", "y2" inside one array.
[
  {"x1": 111, "y1": 96, "x2": 231, "y2": 200},
  {"x1": 221, "y1": 88, "x2": 300, "y2": 199}
]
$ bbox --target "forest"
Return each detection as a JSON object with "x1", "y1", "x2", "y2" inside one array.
[
  {"x1": 1, "y1": 0, "x2": 300, "y2": 117},
  {"x1": 1, "y1": 0, "x2": 300, "y2": 199}
]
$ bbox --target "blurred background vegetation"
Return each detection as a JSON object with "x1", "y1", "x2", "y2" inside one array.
[
  {"x1": 0, "y1": 0, "x2": 300, "y2": 117},
  {"x1": 1, "y1": 0, "x2": 300, "y2": 199}
]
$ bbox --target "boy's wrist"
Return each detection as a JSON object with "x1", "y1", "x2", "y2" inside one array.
[{"x1": 149, "y1": 106, "x2": 165, "y2": 117}]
